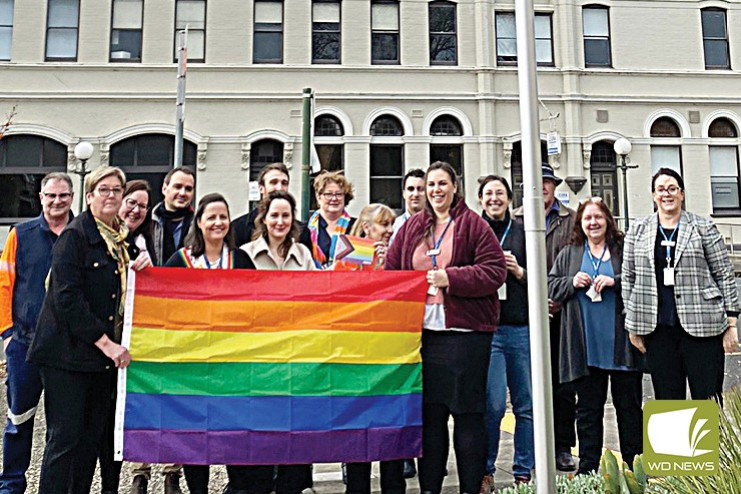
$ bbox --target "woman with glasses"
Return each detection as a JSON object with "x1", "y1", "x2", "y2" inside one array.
[
  {"x1": 548, "y1": 197, "x2": 644, "y2": 475},
  {"x1": 622, "y1": 168, "x2": 739, "y2": 402},
  {"x1": 120, "y1": 180, "x2": 155, "y2": 270},
  {"x1": 28, "y1": 167, "x2": 135, "y2": 493},
  {"x1": 299, "y1": 171, "x2": 356, "y2": 269}
]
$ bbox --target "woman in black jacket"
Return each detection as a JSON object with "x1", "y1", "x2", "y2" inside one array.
[{"x1": 29, "y1": 166, "x2": 133, "y2": 494}]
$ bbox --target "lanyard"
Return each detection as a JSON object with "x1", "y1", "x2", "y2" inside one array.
[
  {"x1": 659, "y1": 221, "x2": 679, "y2": 265},
  {"x1": 585, "y1": 240, "x2": 607, "y2": 278},
  {"x1": 204, "y1": 252, "x2": 223, "y2": 269},
  {"x1": 498, "y1": 219, "x2": 512, "y2": 248},
  {"x1": 430, "y1": 219, "x2": 453, "y2": 269}
]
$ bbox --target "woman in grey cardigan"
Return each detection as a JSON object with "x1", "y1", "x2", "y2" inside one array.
[{"x1": 548, "y1": 197, "x2": 643, "y2": 475}]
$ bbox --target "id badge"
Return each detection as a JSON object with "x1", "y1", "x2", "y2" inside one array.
[
  {"x1": 427, "y1": 284, "x2": 439, "y2": 296},
  {"x1": 498, "y1": 283, "x2": 507, "y2": 301},
  {"x1": 426, "y1": 248, "x2": 441, "y2": 257},
  {"x1": 586, "y1": 284, "x2": 602, "y2": 303},
  {"x1": 663, "y1": 267, "x2": 675, "y2": 286}
]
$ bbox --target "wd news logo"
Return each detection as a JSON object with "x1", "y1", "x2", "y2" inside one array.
[{"x1": 643, "y1": 400, "x2": 720, "y2": 476}]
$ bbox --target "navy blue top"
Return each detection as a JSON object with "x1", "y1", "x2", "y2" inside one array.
[{"x1": 577, "y1": 249, "x2": 627, "y2": 370}]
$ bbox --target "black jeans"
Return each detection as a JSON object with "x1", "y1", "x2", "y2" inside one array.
[
  {"x1": 186, "y1": 464, "x2": 312, "y2": 494},
  {"x1": 99, "y1": 370, "x2": 122, "y2": 492},
  {"x1": 418, "y1": 404, "x2": 486, "y2": 494},
  {"x1": 573, "y1": 368, "x2": 643, "y2": 474},
  {"x1": 644, "y1": 324, "x2": 725, "y2": 402},
  {"x1": 550, "y1": 313, "x2": 577, "y2": 454},
  {"x1": 346, "y1": 460, "x2": 405, "y2": 494},
  {"x1": 38, "y1": 366, "x2": 114, "y2": 494}
]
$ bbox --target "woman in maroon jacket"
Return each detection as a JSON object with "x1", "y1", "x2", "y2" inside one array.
[{"x1": 385, "y1": 161, "x2": 507, "y2": 494}]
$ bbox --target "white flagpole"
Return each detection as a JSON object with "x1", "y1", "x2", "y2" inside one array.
[{"x1": 515, "y1": 0, "x2": 557, "y2": 491}]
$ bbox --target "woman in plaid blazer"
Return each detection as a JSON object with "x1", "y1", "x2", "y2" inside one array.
[{"x1": 622, "y1": 167, "x2": 739, "y2": 401}]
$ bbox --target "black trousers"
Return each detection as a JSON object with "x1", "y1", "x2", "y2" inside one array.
[
  {"x1": 38, "y1": 366, "x2": 114, "y2": 494},
  {"x1": 418, "y1": 404, "x2": 486, "y2": 494},
  {"x1": 346, "y1": 460, "x2": 405, "y2": 494},
  {"x1": 185, "y1": 464, "x2": 312, "y2": 494},
  {"x1": 644, "y1": 324, "x2": 725, "y2": 402},
  {"x1": 550, "y1": 313, "x2": 577, "y2": 453},
  {"x1": 99, "y1": 371, "x2": 122, "y2": 492},
  {"x1": 573, "y1": 368, "x2": 643, "y2": 474}
]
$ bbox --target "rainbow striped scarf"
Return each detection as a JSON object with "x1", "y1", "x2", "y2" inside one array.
[{"x1": 307, "y1": 210, "x2": 351, "y2": 269}]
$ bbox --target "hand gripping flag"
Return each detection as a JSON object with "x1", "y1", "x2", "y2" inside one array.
[{"x1": 114, "y1": 268, "x2": 427, "y2": 465}]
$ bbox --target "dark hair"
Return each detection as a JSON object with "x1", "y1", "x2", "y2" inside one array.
[
  {"x1": 184, "y1": 193, "x2": 234, "y2": 257},
  {"x1": 423, "y1": 161, "x2": 460, "y2": 219},
  {"x1": 402, "y1": 168, "x2": 425, "y2": 189},
  {"x1": 570, "y1": 198, "x2": 624, "y2": 249},
  {"x1": 477, "y1": 175, "x2": 512, "y2": 200},
  {"x1": 651, "y1": 167, "x2": 685, "y2": 192},
  {"x1": 258, "y1": 162, "x2": 290, "y2": 186},
  {"x1": 122, "y1": 179, "x2": 153, "y2": 238},
  {"x1": 252, "y1": 190, "x2": 300, "y2": 258},
  {"x1": 164, "y1": 166, "x2": 196, "y2": 186}
]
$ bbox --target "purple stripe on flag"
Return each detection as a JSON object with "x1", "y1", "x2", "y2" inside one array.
[{"x1": 123, "y1": 426, "x2": 422, "y2": 465}]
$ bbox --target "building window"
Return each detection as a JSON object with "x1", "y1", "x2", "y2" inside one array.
[
  {"x1": 0, "y1": 135, "x2": 67, "y2": 224},
  {"x1": 174, "y1": 0, "x2": 206, "y2": 62},
  {"x1": 111, "y1": 0, "x2": 143, "y2": 62},
  {"x1": 254, "y1": 0, "x2": 283, "y2": 63},
  {"x1": 650, "y1": 117, "x2": 683, "y2": 175},
  {"x1": 701, "y1": 8, "x2": 730, "y2": 70},
  {"x1": 370, "y1": 115, "x2": 404, "y2": 209},
  {"x1": 429, "y1": 1, "x2": 456, "y2": 65},
  {"x1": 582, "y1": 5, "x2": 610, "y2": 67},
  {"x1": 110, "y1": 134, "x2": 197, "y2": 205},
  {"x1": 708, "y1": 118, "x2": 740, "y2": 212},
  {"x1": 429, "y1": 115, "x2": 463, "y2": 193},
  {"x1": 312, "y1": 1, "x2": 340, "y2": 63},
  {"x1": 510, "y1": 140, "x2": 548, "y2": 208},
  {"x1": 495, "y1": 12, "x2": 553, "y2": 66},
  {"x1": 371, "y1": 0, "x2": 399, "y2": 64},
  {"x1": 430, "y1": 115, "x2": 462, "y2": 136},
  {"x1": 0, "y1": 0, "x2": 13, "y2": 61},
  {"x1": 589, "y1": 141, "x2": 619, "y2": 215},
  {"x1": 249, "y1": 139, "x2": 283, "y2": 182},
  {"x1": 46, "y1": 0, "x2": 79, "y2": 61},
  {"x1": 311, "y1": 115, "x2": 345, "y2": 210}
]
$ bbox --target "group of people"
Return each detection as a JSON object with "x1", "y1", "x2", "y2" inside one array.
[{"x1": 0, "y1": 158, "x2": 738, "y2": 494}]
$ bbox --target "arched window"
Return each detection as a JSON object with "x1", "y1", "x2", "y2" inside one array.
[
  {"x1": 370, "y1": 115, "x2": 404, "y2": 210},
  {"x1": 430, "y1": 115, "x2": 462, "y2": 136},
  {"x1": 110, "y1": 133, "x2": 197, "y2": 205},
  {"x1": 0, "y1": 135, "x2": 67, "y2": 223},
  {"x1": 650, "y1": 117, "x2": 682, "y2": 176},
  {"x1": 311, "y1": 115, "x2": 345, "y2": 210},
  {"x1": 510, "y1": 140, "x2": 548, "y2": 208},
  {"x1": 589, "y1": 141, "x2": 619, "y2": 215},
  {"x1": 249, "y1": 138, "x2": 284, "y2": 182},
  {"x1": 708, "y1": 118, "x2": 741, "y2": 212},
  {"x1": 315, "y1": 115, "x2": 344, "y2": 137},
  {"x1": 429, "y1": 115, "x2": 464, "y2": 193}
]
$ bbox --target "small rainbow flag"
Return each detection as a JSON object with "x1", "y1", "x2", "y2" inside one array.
[
  {"x1": 114, "y1": 268, "x2": 427, "y2": 465},
  {"x1": 331, "y1": 234, "x2": 377, "y2": 267}
]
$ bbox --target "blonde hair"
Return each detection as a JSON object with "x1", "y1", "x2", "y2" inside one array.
[
  {"x1": 350, "y1": 203, "x2": 396, "y2": 237},
  {"x1": 84, "y1": 166, "x2": 126, "y2": 194},
  {"x1": 314, "y1": 171, "x2": 354, "y2": 205}
]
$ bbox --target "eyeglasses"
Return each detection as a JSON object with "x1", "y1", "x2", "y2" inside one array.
[
  {"x1": 579, "y1": 196, "x2": 604, "y2": 205},
  {"x1": 321, "y1": 192, "x2": 344, "y2": 200},
  {"x1": 125, "y1": 197, "x2": 149, "y2": 211},
  {"x1": 96, "y1": 186, "x2": 124, "y2": 197},
  {"x1": 43, "y1": 192, "x2": 72, "y2": 200},
  {"x1": 654, "y1": 185, "x2": 681, "y2": 195}
]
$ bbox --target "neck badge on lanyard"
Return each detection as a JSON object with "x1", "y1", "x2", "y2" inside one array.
[
  {"x1": 497, "y1": 219, "x2": 513, "y2": 301},
  {"x1": 585, "y1": 240, "x2": 607, "y2": 303},
  {"x1": 660, "y1": 222, "x2": 679, "y2": 286},
  {"x1": 426, "y1": 219, "x2": 453, "y2": 296}
]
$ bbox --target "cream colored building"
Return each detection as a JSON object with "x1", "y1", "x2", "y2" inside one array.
[{"x1": 2, "y1": 0, "x2": 741, "y2": 247}]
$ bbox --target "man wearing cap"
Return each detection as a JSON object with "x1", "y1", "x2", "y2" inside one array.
[{"x1": 513, "y1": 163, "x2": 577, "y2": 471}]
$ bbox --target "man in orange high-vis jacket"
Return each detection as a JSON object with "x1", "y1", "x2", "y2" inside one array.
[{"x1": 0, "y1": 172, "x2": 73, "y2": 494}]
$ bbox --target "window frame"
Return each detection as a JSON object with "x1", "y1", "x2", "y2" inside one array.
[
  {"x1": 701, "y1": 7, "x2": 730, "y2": 70},
  {"x1": 45, "y1": 0, "x2": 80, "y2": 62},
  {"x1": 709, "y1": 145, "x2": 741, "y2": 213},
  {"x1": 253, "y1": 0, "x2": 284, "y2": 64},
  {"x1": 428, "y1": 1, "x2": 457, "y2": 66},
  {"x1": 312, "y1": 0, "x2": 341, "y2": 64},
  {"x1": 173, "y1": 0, "x2": 207, "y2": 63},
  {"x1": 582, "y1": 4, "x2": 612, "y2": 68},
  {"x1": 371, "y1": 0, "x2": 400, "y2": 65},
  {"x1": 495, "y1": 11, "x2": 554, "y2": 67},
  {"x1": 0, "y1": 0, "x2": 13, "y2": 61},
  {"x1": 109, "y1": 0, "x2": 144, "y2": 63},
  {"x1": 311, "y1": 114, "x2": 345, "y2": 210}
]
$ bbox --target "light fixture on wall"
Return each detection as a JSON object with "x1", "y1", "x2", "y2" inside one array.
[
  {"x1": 73, "y1": 141, "x2": 94, "y2": 211},
  {"x1": 565, "y1": 176, "x2": 588, "y2": 194}
]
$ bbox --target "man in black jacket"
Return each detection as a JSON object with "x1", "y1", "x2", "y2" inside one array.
[
  {"x1": 151, "y1": 167, "x2": 195, "y2": 266},
  {"x1": 232, "y1": 162, "x2": 290, "y2": 247}
]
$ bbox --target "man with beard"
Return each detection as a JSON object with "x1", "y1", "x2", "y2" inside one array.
[{"x1": 151, "y1": 167, "x2": 196, "y2": 266}]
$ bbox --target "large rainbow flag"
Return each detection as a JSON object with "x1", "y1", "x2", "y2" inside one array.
[{"x1": 114, "y1": 267, "x2": 427, "y2": 465}]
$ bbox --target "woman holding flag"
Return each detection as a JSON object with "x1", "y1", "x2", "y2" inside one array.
[{"x1": 386, "y1": 161, "x2": 507, "y2": 494}]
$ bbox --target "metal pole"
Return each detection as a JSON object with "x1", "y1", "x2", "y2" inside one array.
[
  {"x1": 174, "y1": 29, "x2": 187, "y2": 169},
  {"x1": 622, "y1": 157, "x2": 630, "y2": 230},
  {"x1": 78, "y1": 159, "x2": 88, "y2": 212},
  {"x1": 515, "y1": 0, "x2": 557, "y2": 491},
  {"x1": 301, "y1": 88, "x2": 313, "y2": 222}
]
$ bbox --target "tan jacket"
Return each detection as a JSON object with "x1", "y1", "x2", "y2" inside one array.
[
  {"x1": 514, "y1": 198, "x2": 575, "y2": 271},
  {"x1": 241, "y1": 236, "x2": 315, "y2": 271}
]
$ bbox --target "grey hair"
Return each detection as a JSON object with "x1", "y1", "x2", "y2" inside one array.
[{"x1": 41, "y1": 172, "x2": 73, "y2": 191}]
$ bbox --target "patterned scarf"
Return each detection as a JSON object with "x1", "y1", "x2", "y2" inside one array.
[
  {"x1": 95, "y1": 217, "x2": 130, "y2": 343},
  {"x1": 307, "y1": 210, "x2": 351, "y2": 269},
  {"x1": 177, "y1": 245, "x2": 233, "y2": 270}
]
